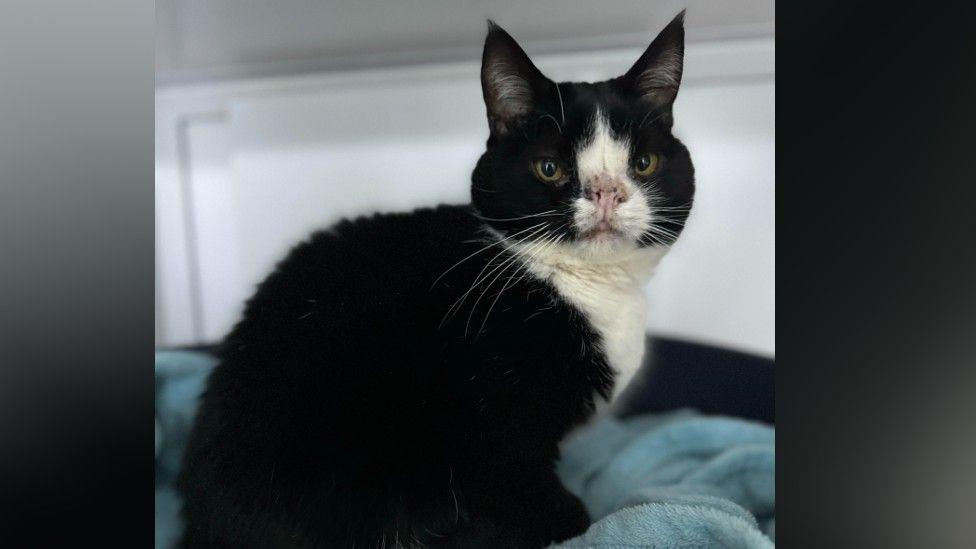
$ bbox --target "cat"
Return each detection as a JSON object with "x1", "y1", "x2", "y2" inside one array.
[{"x1": 178, "y1": 12, "x2": 694, "y2": 549}]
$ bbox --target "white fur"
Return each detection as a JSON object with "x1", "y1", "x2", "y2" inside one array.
[
  {"x1": 513, "y1": 109, "x2": 670, "y2": 402},
  {"x1": 637, "y1": 47, "x2": 682, "y2": 104},
  {"x1": 575, "y1": 111, "x2": 632, "y2": 184},
  {"x1": 484, "y1": 60, "x2": 531, "y2": 119},
  {"x1": 639, "y1": 48, "x2": 682, "y2": 91},
  {"x1": 572, "y1": 111, "x2": 653, "y2": 247},
  {"x1": 516, "y1": 240, "x2": 667, "y2": 402}
]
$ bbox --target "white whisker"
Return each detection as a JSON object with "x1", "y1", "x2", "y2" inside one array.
[
  {"x1": 429, "y1": 221, "x2": 547, "y2": 290},
  {"x1": 555, "y1": 82, "x2": 566, "y2": 126},
  {"x1": 464, "y1": 232, "x2": 551, "y2": 336},
  {"x1": 473, "y1": 210, "x2": 561, "y2": 222},
  {"x1": 440, "y1": 223, "x2": 551, "y2": 328},
  {"x1": 474, "y1": 228, "x2": 564, "y2": 336}
]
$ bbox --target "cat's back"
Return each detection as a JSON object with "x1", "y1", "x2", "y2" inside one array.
[
  {"x1": 211, "y1": 202, "x2": 484, "y2": 398},
  {"x1": 187, "y1": 204, "x2": 482, "y2": 450},
  {"x1": 257, "y1": 203, "x2": 478, "y2": 296},
  {"x1": 179, "y1": 204, "x2": 483, "y2": 546},
  {"x1": 227, "y1": 203, "x2": 478, "y2": 342}
]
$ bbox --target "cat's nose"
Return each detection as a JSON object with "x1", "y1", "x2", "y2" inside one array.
[{"x1": 585, "y1": 175, "x2": 629, "y2": 208}]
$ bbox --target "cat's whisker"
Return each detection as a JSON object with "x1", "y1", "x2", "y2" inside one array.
[
  {"x1": 498, "y1": 228, "x2": 563, "y2": 282},
  {"x1": 643, "y1": 223, "x2": 680, "y2": 240},
  {"x1": 440, "y1": 223, "x2": 552, "y2": 328},
  {"x1": 473, "y1": 210, "x2": 561, "y2": 222},
  {"x1": 493, "y1": 232, "x2": 567, "y2": 324},
  {"x1": 652, "y1": 220, "x2": 678, "y2": 237},
  {"x1": 465, "y1": 224, "x2": 551, "y2": 290},
  {"x1": 430, "y1": 221, "x2": 547, "y2": 291},
  {"x1": 555, "y1": 82, "x2": 566, "y2": 126},
  {"x1": 493, "y1": 228, "x2": 564, "y2": 296},
  {"x1": 653, "y1": 202, "x2": 693, "y2": 208},
  {"x1": 464, "y1": 229, "x2": 555, "y2": 336},
  {"x1": 472, "y1": 227, "x2": 563, "y2": 329},
  {"x1": 641, "y1": 225, "x2": 679, "y2": 244},
  {"x1": 500, "y1": 231, "x2": 565, "y2": 298},
  {"x1": 651, "y1": 213, "x2": 690, "y2": 222},
  {"x1": 472, "y1": 229, "x2": 563, "y2": 337},
  {"x1": 440, "y1": 250, "x2": 523, "y2": 326},
  {"x1": 538, "y1": 113, "x2": 563, "y2": 135},
  {"x1": 638, "y1": 110, "x2": 665, "y2": 129},
  {"x1": 647, "y1": 220, "x2": 681, "y2": 234}
]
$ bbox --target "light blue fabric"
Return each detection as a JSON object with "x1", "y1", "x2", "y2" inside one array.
[
  {"x1": 155, "y1": 351, "x2": 216, "y2": 548},
  {"x1": 555, "y1": 411, "x2": 775, "y2": 548},
  {"x1": 155, "y1": 351, "x2": 215, "y2": 487},
  {"x1": 155, "y1": 351, "x2": 775, "y2": 548}
]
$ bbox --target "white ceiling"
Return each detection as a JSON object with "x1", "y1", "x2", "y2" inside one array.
[{"x1": 156, "y1": 0, "x2": 773, "y2": 85}]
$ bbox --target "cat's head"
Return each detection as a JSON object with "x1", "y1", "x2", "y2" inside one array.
[{"x1": 471, "y1": 12, "x2": 694, "y2": 261}]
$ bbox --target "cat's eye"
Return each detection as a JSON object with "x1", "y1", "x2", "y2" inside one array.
[
  {"x1": 633, "y1": 153, "x2": 660, "y2": 176},
  {"x1": 533, "y1": 158, "x2": 564, "y2": 183}
]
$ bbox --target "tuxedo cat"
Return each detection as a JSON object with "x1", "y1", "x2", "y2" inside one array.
[{"x1": 179, "y1": 12, "x2": 694, "y2": 548}]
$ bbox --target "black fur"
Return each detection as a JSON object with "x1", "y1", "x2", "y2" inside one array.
[{"x1": 179, "y1": 13, "x2": 694, "y2": 548}]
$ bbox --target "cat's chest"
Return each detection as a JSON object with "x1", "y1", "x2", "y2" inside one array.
[
  {"x1": 547, "y1": 268, "x2": 648, "y2": 401},
  {"x1": 505, "y1": 243, "x2": 665, "y2": 402}
]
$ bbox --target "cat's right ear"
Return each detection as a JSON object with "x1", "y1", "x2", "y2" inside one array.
[{"x1": 481, "y1": 21, "x2": 553, "y2": 137}]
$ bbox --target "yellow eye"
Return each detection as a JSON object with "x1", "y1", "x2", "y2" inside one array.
[
  {"x1": 533, "y1": 158, "x2": 564, "y2": 182},
  {"x1": 634, "y1": 153, "x2": 660, "y2": 176}
]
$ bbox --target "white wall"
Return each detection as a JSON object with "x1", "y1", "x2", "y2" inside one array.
[
  {"x1": 156, "y1": 38, "x2": 774, "y2": 357},
  {"x1": 156, "y1": 0, "x2": 774, "y2": 83}
]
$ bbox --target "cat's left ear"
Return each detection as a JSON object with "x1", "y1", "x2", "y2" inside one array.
[{"x1": 619, "y1": 11, "x2": 686, "y2": 124}]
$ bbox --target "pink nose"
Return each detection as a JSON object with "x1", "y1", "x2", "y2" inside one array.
[
  {"x1": 593, "y1": 188, "x2": 622, "y2": 210},
  {"x1": 586, "y1": 175, "x2": 628, "y2": 215}
]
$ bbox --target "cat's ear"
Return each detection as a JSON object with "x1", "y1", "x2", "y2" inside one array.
[
  {"x1": 481, "y1": 21, "x2": 553, "y2": 136},
  {"x1": 620, "y1": 11, "x2": 685, "y2": 122}
]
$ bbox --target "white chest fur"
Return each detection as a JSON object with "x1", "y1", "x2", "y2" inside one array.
[{"x1": 516, "y1": 243, "x2": 667, "y2": 402}]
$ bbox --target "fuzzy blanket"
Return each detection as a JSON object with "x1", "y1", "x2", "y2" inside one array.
[
  {"x1": 555, "y1": 410, "x2": 774, "y2": 547},
  {"x1": 155, "y1": 351, "x2": 774, "y2": 548}
]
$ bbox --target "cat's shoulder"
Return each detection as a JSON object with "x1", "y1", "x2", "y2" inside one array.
[
  {"x1": 266, "y1": 203, "x2": 475, "y2": 267},
  {"x1": 253, "y1": 204, "x2": 478, "y2": 297},
  {"x1": 326, "y1": 203, "x2": 476, "y2": 241}
]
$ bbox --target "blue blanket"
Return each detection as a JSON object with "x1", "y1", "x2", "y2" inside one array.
[
  {"x1": 555, "y1": 411, "x2": 774, "y2": 547},
  {"x1": 156, "y1": 351, "x2": 775, "y2": 548}
]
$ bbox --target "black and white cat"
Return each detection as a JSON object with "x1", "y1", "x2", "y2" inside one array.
[{"x1": 179, "y1": 12, "x2": 694, "y2": 548}]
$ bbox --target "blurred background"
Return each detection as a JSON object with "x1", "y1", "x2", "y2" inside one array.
[{"x1": 155, "y1": 0, "x2": 774, "y2": 358}]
